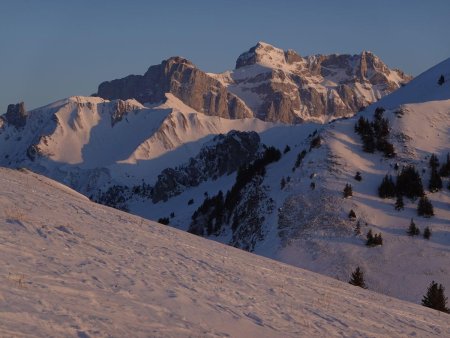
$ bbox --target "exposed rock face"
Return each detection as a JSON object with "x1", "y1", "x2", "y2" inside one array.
[
  {"x1": 152, "y1": 130, "x2": 261, "y2": 203},
  {"x1": 2, "y1": 102, "x2": 28, "y2": 128},
  {"x1": 97, "y1": 57, "x2": 253, "y2": 119},
  {"x1": 110, "y1": 99, "x2": 142, "y2": 126},
  {"x1": 96, "y1": 42, "x2": 412, "y2": 124},
  {"x1": 225, "y1": 42, "x2": 413, "y2": 123}
]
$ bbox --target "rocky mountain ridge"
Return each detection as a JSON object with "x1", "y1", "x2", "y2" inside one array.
[{"x1": 96, "y1": 42, "x2": 411, "y2": 123}]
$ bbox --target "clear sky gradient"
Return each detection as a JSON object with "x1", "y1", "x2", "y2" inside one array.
[{"x1": 1, "y1": 0, "x2": 449, "y2": 112}]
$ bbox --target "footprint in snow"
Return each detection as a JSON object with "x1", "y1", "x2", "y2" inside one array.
[
  {"x1": 166, "y1": 290, "x2": 177, "y2": 298},
  {"x1": 245, "y1": 312, "x2": 264, "y2": 326}
]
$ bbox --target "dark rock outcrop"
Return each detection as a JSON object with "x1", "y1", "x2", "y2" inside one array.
[
  {"x1": 3, "y1": 102, "x2": 28, "y2": 128},
  {"x1": 152, "y1": 130, "x2": 261, "y2": 203}
]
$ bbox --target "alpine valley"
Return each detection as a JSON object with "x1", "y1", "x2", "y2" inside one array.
[{"x1": 1, "y1": 41, "x2": 449, "y2": 312}]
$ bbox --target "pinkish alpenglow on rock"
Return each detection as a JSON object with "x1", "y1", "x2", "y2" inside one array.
[
  {"x1": 96, "y1": 42, "x2": 412, "y2": 124},
  {"x1": 97, "y1": 57, "x2": 253, "y2": 120},
  {"x1": 227, "y1": 42, "x2": 412, "y2": 123}
]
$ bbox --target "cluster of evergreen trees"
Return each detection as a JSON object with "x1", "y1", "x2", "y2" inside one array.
[
  {"x1": 377, "y1": 164, "x2": 436, "y2": 217},
  {"x1": 188, "y1": 147, "x2": 282, "y2": 237},
  {"x1": 158, "y1": 217, "x2": 170, "y2": 225},
  {"x1": 396, "y1": 165, "x2": 424, "y2": 199},
  {"x1": 407, "y1": 219, "x2": 432, "y2": 239},
  {"x1": 131, "y1": 181, "x2": 153, "y2": 198},
  {"x1": 189, "y1": 191, "x2": 225, "y2": 236},
  {"x1": 366, "y1": 229, "x2": 383, "y2": 246},
  {"x1": 377, "y1": 152, "x2": 450, "y2": 217},
  {"x1": 293, "y1": 149, "x2": 307, "y2": 172},
  {"x1": 354, "y1": 107, "x2": 395, "y2": 157},
  {"x1": 95, "y1": 185, "x2": 130, "y2": 211}
]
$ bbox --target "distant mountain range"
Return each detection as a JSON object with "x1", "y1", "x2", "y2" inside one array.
[{"x1": 96, "y1": 41, "x2": 411, "y2": 123}]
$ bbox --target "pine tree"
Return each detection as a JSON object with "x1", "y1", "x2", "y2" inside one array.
[
  {"x1": 343, "y1": 184, "x2": 353, "y2": 198},
  {"x1": 407, "y1": 218, "x2": 420, "y2": 236},
  {"x1": 423, "y1": 226, "x2": 432, "y2": 240},
  {"x1": 394, "y1": 194, "x2": 404, "y2": 211},
  {"x1": 382, "y1": 141, "x2": 396, "y2": 158},
  {"x1": 349, "y1": 266, "x2": 367, "y2": 289},
  {"x1": 422, "y1": 281, "x2": 449, "y2": 313},
  {"x1": 362, "y1": 129, "x2": 376, "y2": 153},
  {"x1": 396, "y1": 165, "x2": 424, "y2": 199},
  {"x1": 438, "y1": 75, "x2": 445, "y2": 86},
  {"x1": 429, "y1": 169, "x2": 443, "y2": 192},
  {"x1": 439, "y1": 153, "x2": 450, "y2": 177},
  {"x1": 417, "y1": 196, "x2": 434, "y2": 217},
  {"x1": 366, "y1": 229, "x2": 374, "y2": 245},
  {"x1": 429, "y1": 154, "x2": 440, "y2": 170},
  {"x1": 348, "y1": 209, "x2": 356, "y2": 219},
  {"x1": 378, "y1": 175, "x2": 396, "y2": 198}
]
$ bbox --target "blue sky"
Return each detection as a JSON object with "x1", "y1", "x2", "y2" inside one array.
[{"x1": 1, "y1": 0, "x2": 449, "y2": 112}]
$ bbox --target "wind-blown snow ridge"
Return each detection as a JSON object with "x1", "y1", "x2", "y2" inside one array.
[{"x1": 1, "y1": 167, "x2": 449, "y2": 337}]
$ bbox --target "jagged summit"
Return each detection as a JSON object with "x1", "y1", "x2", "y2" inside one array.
[
  {"x1": 235, "y1": 41, "x2": 302, "y2": 69},
  {"x1": 162, "y1": 56, "x2": 195, "y2": 68},
  {"x1": 95, "y1": 43, "x2": 411, "y2": 124},
  {"x1": 97, "y1": 55, "x2": 252, "y2": 120}
]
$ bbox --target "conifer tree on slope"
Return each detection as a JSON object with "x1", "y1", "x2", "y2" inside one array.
[
  {"x1": 417, "y1": 196, "x2": 434, "y2": 217},
  {"x1": 349, "y1": 266, "x2": 367, "y2": 289},
  {"x1": 422, "y1": 281, "x2": 449, "y2": 313},
  {"x1": 429, "y1": 169, "x2": 442, "y2": 192},
  {"x1": 407, "y1": 218, "x2": 420, "y2": 236},
  {"x1": 394, "y1": 194, "x2": 404, "y2": 211},
  {"x1": 343, "y1": 184, "x2": 353, "y2": 198}
]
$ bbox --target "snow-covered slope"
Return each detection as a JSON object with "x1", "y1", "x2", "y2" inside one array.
[
  {"x1": 0, "y1": 51, "x2": 448, "y2": 307},
  {"x1": 0, "y1": 94, "x2": 276, "y2": 192},
  {"x1": 126, "y1": 58, "x2": 450, "y2": 304},
  {"x1": 1, "y1": 167, "x2": 449, "y2": 337},
  {"x1": 270, "y1": 59, "x2": 450, "y2": 301}
]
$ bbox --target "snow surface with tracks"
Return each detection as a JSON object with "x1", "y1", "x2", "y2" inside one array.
[{"x1": 1, "y1": 167, "x2": 449, "y2": 337}]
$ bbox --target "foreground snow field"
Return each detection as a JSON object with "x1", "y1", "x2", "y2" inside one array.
[{"x1": 0, "y1": 168, "x2": 449, "y2": 337}]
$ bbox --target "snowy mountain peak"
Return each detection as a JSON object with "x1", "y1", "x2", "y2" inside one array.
[
  {"x1": 235, "y1": 41, "x2": 302, "y2": 69},
  {"x1": 94, "y1": 43, "x2": 411, "y2": 124}
]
